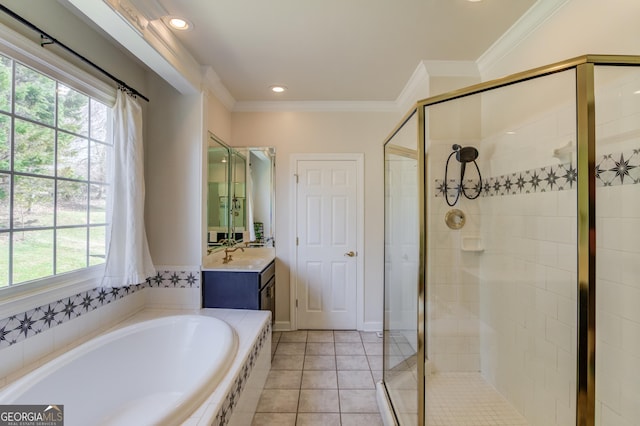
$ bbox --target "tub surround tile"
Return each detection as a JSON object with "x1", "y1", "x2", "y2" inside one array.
[
  {"x1": 0, "y1": 269, "x2": 198, "y2": 353},
  {"x1": 0, "y1": 308, "x2": 272, "y2": 426},
  {"x1": 192, "y1": 309, "x2": 271, "y2": 426}
]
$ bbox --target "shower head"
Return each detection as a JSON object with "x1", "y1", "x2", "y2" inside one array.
[{"x1": 452, "y1": 144, "x2": 479, "y2": 163}]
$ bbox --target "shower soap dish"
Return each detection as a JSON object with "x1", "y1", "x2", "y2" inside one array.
[{"x1": 461, "y1": 236, "x2": 484, "y2": 252}]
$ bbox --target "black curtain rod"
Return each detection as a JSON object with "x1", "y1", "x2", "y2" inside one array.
[{"x1": 0, "y1": 4, "x2": 149, "y2": 102}]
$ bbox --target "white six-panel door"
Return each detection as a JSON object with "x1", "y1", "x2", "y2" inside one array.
[{"x1": 295, "y1": 159, "x2": 358, "y2": 329}]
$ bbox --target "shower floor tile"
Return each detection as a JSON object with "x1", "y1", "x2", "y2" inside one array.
[{"x1": 425, "y1": 373, "x2": 528, "y2": 426}]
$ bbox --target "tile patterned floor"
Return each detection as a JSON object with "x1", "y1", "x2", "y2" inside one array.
[
  {"x1": 425, "y1": 373, "x2": 528, "y2": 426},
  {"x1": 252, "y1": 330, "x2": 384, "y2": 426}
]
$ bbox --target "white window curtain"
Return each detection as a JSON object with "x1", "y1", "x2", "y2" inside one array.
[{"x1": 102, "y1": 90, "x2": 155, "y2": 288}]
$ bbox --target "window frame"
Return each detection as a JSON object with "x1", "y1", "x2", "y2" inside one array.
[{"x1": 0, "y1": 22, "x2": 116, "y2": 301}]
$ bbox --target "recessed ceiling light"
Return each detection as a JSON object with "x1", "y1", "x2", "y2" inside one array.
[
  {"x1": 468, "y1": 0, "x2": 482, "y2": 2},
  {"x1": 166, "y1": 16, "x2": 193, "y2": 31},
  {"x1": 270, "y1": 85, "x2": 287, "y2": 93},
  {"x1": 634, "y1": 90, "x2": 640, "y2": 95},
  {"x1": 506, "y1": 131, "x2": 516, "y2": 135}
]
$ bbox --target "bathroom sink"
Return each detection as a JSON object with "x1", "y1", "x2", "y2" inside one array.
[{"x1": 202, "y1": 247, "x2": 275, "y2": 272}]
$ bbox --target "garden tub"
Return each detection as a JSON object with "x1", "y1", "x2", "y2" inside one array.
[{"x1": 0, "y1": 314, "x2": 237, "y2": 425}]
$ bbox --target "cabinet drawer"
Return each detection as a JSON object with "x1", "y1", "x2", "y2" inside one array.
[{"x1": 260, "y1": 261, "x2": 275, "y2": 287}]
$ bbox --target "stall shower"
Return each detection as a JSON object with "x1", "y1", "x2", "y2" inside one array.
[{"x1": 381, "y1": 55, "x2": 640, "y2": 426}]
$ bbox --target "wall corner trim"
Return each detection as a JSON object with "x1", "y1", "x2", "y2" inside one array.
[
  {"x1": 476, "y1": 0, "x2": 571, "y2": 75},
  {"x1": 203, "y1": 66, "x2": 236, "y2": 111}
]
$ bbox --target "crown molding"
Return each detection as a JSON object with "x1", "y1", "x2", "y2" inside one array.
[
  {"x1": 233, "y1": 60, "x2": 481, "y2": 113},
  {"x1": 422, "y1": 60, "x2": 479, "y2": 77},
  {"x1": 233, "y1": 100, "x2": 398, "y2": 113},
  {"x1": 64, "y1": 0, "x2": 200, "y2": 95},
  {"x1": 477, "y1": 0, "x2": 571, "y2": 74},
  {"x1": 395, "y1": 61, "x2": 429, "y2": 113},
  {"x1": 203, "y1": 66, "x2": 236, "y2": 110}
]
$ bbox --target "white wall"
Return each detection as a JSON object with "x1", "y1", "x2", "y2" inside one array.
[
  {"x1": 145, "y1": 73, "x2": 203, "y2": 268},
  {"x1": 206, "y1": 89, "x2": 232, "y2": 143},
  {"x1": 231, "y1": 111, "x2": 397, "y2": 329},
  {"x1": 480, "y1": 0, "x2": 640, "y2": 81}
]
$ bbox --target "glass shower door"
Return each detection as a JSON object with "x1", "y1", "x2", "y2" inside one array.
[{"x1": 384, "y1": 111, "x2": 421, "y2": 425}]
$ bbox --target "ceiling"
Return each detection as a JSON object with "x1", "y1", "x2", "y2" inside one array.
[
  {"x1": 65, "y1": 0, "x2": 547, "y2": 104},
  {"x1": 157, "y1": 0, "x2": 537, "y2": 102}
]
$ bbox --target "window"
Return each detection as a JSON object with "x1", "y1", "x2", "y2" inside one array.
[{"x1": 0, "y1": 53, "x2": 111, "y2": 289}]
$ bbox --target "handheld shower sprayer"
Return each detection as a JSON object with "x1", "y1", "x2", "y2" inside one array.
[{"x1": 444, "y1": 144, "x2": 483, "y2": 206}]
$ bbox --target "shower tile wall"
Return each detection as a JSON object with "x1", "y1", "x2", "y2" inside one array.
[
  {"x1": 427, "y1": 70, "x2": 578, "y2": 426},
  {"x1": 477, "y1": 186, "x2": 576, "y2": 426},
  {"x1": 427, "y1": 143, "x2": 482, "y2": 374},
  {"x1": 477, "y1": 97, "x2": 577, "y2": 426}
]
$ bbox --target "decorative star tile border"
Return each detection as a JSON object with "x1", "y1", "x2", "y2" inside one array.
[
  {"x1": 0, "y1": 270, "x2": 200, "y2": 349},
  {"x1": 213, "y1": 320, "x2": 271, "y2": 426},
  {"x1": 435, "y1": 147, "x2": 640, "y2": 200}
]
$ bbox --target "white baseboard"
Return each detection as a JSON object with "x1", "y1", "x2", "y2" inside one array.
[
  {"x1": 275, "y1": 320, "x2": 381, "y2": 332},
  {"x1": 362, "y1": 321, "x2": 383, "y2": 332},
  {"x1": 273, "y1": 320, "x2": 292, "y2": 332}
]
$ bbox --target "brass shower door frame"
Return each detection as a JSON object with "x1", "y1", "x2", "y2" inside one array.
[
  {"x1": 381, "y1": 54, "x2": 640, "y2": 426},
  {"x1": 382, "y1": 106, "x2": 426, "y2": 426}
]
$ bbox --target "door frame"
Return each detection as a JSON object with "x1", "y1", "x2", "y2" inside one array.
[{"x1": 290, "y1": 153, "x2": 365, "y2": 331}]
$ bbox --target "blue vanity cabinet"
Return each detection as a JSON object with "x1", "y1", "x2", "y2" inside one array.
[{"x1": 202, "y1": 261, "x2": 275, "y2": 321}]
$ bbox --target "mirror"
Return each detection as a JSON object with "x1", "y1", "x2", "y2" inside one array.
[
  {"x1": 234, "y1": 147, "x2": 275, "y2": 247},
  {"x1": 206, "y1": 132, "x2": 275, "y2": 253},
  {"x1": 207, "y1": 134, "x2": 230, "y2": 249},
  {"x1": 230, "y1": 149, "x2": 246, "y2": 242}
]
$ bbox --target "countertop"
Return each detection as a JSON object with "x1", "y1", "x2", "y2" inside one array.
[{"x1": 201, "y1": 247, "x2": 275, "y2": 272}]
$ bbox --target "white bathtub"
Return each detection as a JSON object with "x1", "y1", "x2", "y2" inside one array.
[{"x1": 0, "y1": 314, "x2": 238, "y2": 426}]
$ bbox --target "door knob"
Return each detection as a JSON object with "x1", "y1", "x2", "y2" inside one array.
[{"x1": 344, "y1": 251, "x2": 356, "y2": 257}]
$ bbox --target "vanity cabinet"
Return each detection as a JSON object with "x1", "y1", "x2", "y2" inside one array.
[{"x1": 202, "y1": 260, "x2": 275, "y2": 322}]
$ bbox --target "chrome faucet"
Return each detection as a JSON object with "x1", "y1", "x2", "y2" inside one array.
[{"x1": 223, "y1": 246, "x2": 244, "y2": 264}]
